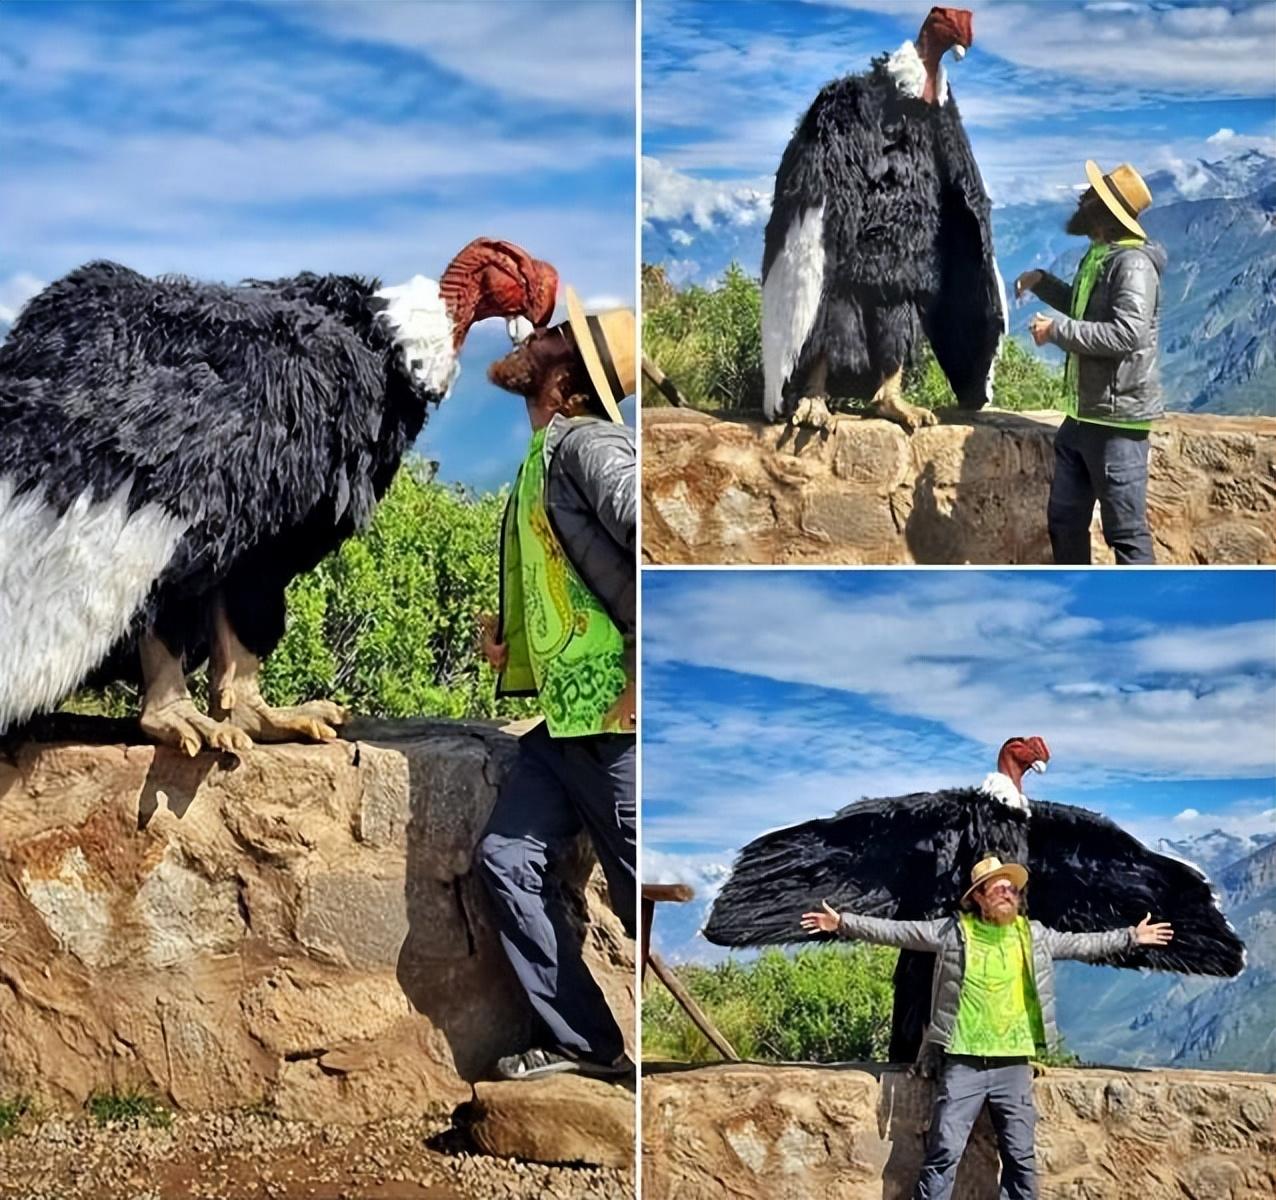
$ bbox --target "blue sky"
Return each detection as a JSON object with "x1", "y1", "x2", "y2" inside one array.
[
  {"x1": 0, "y1": 0, "x2": 635, "y2": 492},
  {"x1": 643, "y1": 569, "x2": 1276, "y2": 954},
  {"x1": 643, "y1": 0, "x2": 1276, "y2": 240}
]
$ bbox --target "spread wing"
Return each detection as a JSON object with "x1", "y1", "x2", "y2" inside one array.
[
  {"x1": 1026, "y1": 800, "x2": 1245, "y2": 976},
  {"x1": 924, "y1": 94, "x2": 1005, "y2": 410},
  {"x1": 703, "y1": 789, "x2": 989, "y2": 946}
]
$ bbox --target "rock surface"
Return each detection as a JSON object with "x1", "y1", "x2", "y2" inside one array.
[
  {"x1": 0, "y1": 718, "x2": 634, "y2": 1128},
  {"x1": 642, "y1": 1062, "x2": 1276, "y2": 1200},
  {"x1": 642, "y1": 407, "x2": 1276, "y2": 564},
  {"x1": 468, "y1": 1075, "x2": 635, "y2": 1168}
]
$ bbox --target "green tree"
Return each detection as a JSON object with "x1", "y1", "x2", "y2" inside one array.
[{"x1": 643, "y1": 944, "x2": 898, "y2": 1063}]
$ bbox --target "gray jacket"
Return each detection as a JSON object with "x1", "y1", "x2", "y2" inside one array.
[
  {"x1": 1032, "y1": 241, "x2": 1167, "y2": 423},
  {"x1": 837, "y1": 911, "x2": 1137, "y2": 1062}
]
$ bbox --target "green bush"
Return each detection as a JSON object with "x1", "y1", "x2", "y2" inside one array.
[
  {"x1": 643, "y1": 262, "x2": 762, "y2": 410},
  {"x1": 643, "y1": 263, "x2": 1070, "y2": 415},
  {"x1": 643, "y1": 944, "x2": 898, "y2": 1063},
  {"x1": 64, "y1": 461, "x2": 534, "y2": 723}
]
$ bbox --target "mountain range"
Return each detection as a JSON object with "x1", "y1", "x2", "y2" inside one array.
[
  {"x1": 652, "y1": 823, "x2": 1276, "y2": 1073},
  {"x1": 642, "y1": 148, "x2": 1276, "y2": 417}
]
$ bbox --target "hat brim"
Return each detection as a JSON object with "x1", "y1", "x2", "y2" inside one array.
[
  {"x1": 565, "y1": 286, "x2": 625, "y2": 424},
  {"x1": 1085, "y1": 160, "x2": 1148, "y2": 240},
  {"x1": 962, "y1": 863, "x2": 1029, "y2": 903}
]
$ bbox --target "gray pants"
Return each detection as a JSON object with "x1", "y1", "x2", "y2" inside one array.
[
  {"x1": 475, "y1": 721, "x2": 636, "y2": 1064},
  {"x1": 914, "y1": 1056, "x2": 1037, "y2": 1200},
  {"x1": 1048, "y1": 415, "x2": 1154, "y2": 565}
]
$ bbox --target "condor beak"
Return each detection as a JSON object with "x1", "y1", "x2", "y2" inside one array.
[
  {"x1": 951, "y1": 44, "x2": 967, "y2": 61},
  {"x1": 1031, "y1": 760, "x2": 1047, "y2": 774},
  {"x1": 507, "y1": 316, "x2": 534, "y2": 345}
]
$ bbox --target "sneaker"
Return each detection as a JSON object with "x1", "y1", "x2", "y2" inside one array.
[
  {"x1": 494, "y1": 1049, "x2": 635, "y2": 1081},
  {"x1": 494, "y1": 1048, "x2": 581, "y2": 1080}
]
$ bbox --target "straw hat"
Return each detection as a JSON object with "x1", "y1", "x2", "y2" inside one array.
[
  {"x1": 565, "y1": 286, "x2": 634, "y2": 424},
  {"x1": 962, "y1": 855, "x2": 1029, "y2": 904},
  {"x1": 1084, "y1": 160, "x2": 1152, "y2": 240}
]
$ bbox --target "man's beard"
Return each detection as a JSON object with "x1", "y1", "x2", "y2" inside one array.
[
  {"x1": 488, "y1": 343, "x2": 540, "y2": 397},
  {"x1": 986, "y1": 898, "x2": 1019, "y2": 925}
]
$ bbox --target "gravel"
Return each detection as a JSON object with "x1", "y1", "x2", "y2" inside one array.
[{"x1": 0, "y1": 1110, "x2": 633, "y2": 1200}]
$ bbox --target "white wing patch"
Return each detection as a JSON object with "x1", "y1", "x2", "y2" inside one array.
[
  {"x1": 762, "y1": 203, "x2": 825, "y2": 420},
  {"x1": 0, "y1": 479, "x2": 187, "y2": 731},
  {"x1": 374, "y1": 275, "x2": 458, "y2": 397}
]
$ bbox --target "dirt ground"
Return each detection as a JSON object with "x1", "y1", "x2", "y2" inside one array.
[{"x1": 0, "y1": 1111, "x2": 632, "y2": 1200}]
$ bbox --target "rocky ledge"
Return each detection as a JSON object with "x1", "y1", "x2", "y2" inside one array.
[
  {"x1": 642, "y1": 407, "x2": 1276, "y2": 564},
  {"x1": 642, "y1": 1061, "x2": 1276, "y2": 1200},
  {"x1": 0, "y1": 716, "x2": 633, "y2": 1166}
]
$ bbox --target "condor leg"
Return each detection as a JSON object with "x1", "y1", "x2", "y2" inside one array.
[
  {"x1": 138, "y1": 632, "x2": 252, "y2": 757},
  {"x1": 788, "y1": 354, "x2": 835, "y2": 430},
  {"x1": 871, "y1": 366, "x2": 937, "y2": 433},
  {"x1": 208, "y1": 597, "x2": 346, "y2": 743}
]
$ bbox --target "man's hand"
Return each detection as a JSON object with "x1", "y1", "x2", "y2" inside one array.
[
  {"x1": 800, "y1": 900, "x2": 840, "y2": 935},
  {"x1": 1133, "y1": 913, "x2": 1174, "y2": 946},
  {"x1": 603, "y1": 678, "x2": 637, "y2": 733},
  {"x1": 1029, "y1": 313, "x2": 1054, "y2": 346},
  {"x1": 1015, "y1": 269, "x2": 1044, "y2": 299},
  {"x1": 477, "y1": 613, "x2": 508, "y2": 672}
]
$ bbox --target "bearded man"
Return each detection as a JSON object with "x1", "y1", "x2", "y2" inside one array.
[
  {"x1": 474, "y1": 288, "x2": 636, "y2": 1080},
  {"x1": 802, "y1": 856, "x2": 1174, "y2": 1200},
  {"x1": 1016, "y1": 160, "x2": 1167, "y2": 565}
]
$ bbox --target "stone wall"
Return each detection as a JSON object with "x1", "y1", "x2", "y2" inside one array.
[
  {"x1": 642, "y1": 408, "x2": 1276, "y2": 564},
  {"x1": 643, "y1": 1062, "x2": 1276, "y2": 1200},
  {"x1": 0, "y1": 718, "x2": 634, "y2": 1125}
]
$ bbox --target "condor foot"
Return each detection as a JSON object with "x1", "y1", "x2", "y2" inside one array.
[
  {"x1": 139, "y1": 698, "x2": 253, "y2": 758},
  {"x1": 212, "y1": 686, "x2": 347, "y2": 744},
  {"x1": 872, "y1": 390, "x2": 937, "y2": 433},
  {"x1": 788, "y1": 394, "x2": 836, "y2": 431}
]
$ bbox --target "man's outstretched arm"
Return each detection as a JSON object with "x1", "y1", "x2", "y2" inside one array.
[
  {"x1": 802, "y1": 900, "x2": 946, "y2": 953},
  {"x1": 1042, "y1": 913, "x2": 1173, "y2": 962}
]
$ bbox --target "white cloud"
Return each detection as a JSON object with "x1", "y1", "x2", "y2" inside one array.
[
  {"x1": 1208, "y1": 127, "x2": 1239, "y2": 144},
  {"x1": 1174, "y1": 808, "x2": 1202, "y2": 822},
  {"x1": 0, "y1": 272, "x2": 44, "y2": 324},
  {"x1": 643, "y1": 574, "x2": 1276, "y2": 781},
  {"x1": 295, "y1": 1, "x2": 635, "y2": 114},
  {"x1": 642, "y1": 157, "x2": 769, "y2": 229}
]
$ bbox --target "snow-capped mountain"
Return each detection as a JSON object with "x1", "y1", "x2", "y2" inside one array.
[
  {"x1": 1156, "y1": 827, "x2": 1276, "y2": 879},
  {"x1": 643, "y1": 149, "x2": 1276, "y2": 416}
]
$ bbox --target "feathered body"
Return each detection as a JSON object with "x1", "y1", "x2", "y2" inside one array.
[
  {"x1": 761, "y1": 40, "x2": 1005, "y2": 418},
  {"x1": 705, "y1": 788, "x2": 1245, "y2": 1061},
  {"x1": 0, "y1": 242, "x2": 554, "y2": 733}
]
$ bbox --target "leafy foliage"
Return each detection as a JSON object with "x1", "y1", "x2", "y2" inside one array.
[
  {"x1": 87, "y1": 1089, "x2": 172, "y2": 1129},
  {"x1": 0, "y1": 1095, "x2": 32, "y2": 1139},
  {"x1": 642, "y1": 263, "x2": 763, "y2": 410},
  {"x1": 64, "y1": 461, "x2": 534, "y2": 723},
  {"x1": 643, "y1": 944, "x2": 898, "y2": 1063},
  {"x1": 642, "y1": 262, "x2": 1071, "y2": 415}
]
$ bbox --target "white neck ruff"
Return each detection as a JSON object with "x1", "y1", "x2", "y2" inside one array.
[
  {"x1": 885, "y1": 39, "x2": 948, "y2": 106},
  {"x1": 980, "y1": 772, "x2": 1030, "y2": 812},
  {"x1": 374, "y1": 275, "x2": 459, "y2": 398}
]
